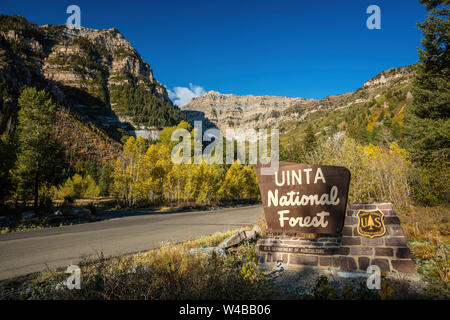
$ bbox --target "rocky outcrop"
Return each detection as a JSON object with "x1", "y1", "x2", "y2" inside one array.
[
  {"x1": 0, "y1": 15, "x2": 183, "y2": 140},
  {"x1": 37, "y1": 25, "x2": 172, "y2": 106},
  {"x1": 182, "y1": 91, "x2": 316, "y2": 132},
  {"x1": 362, "y1": 66, "x2": 413, "y2": 88},
  {"x1": 182, "y1": 66, "x2": 414, "y2": 135}
]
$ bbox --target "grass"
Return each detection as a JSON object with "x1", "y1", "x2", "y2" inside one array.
[
  {"x1": 0, "y1": 227, "x2": 272, "y2": 300},
  {"x1": 53, "y1": 197, "x2": 117, "y2": 207},
  {"x1": 1, "y1": 206, "x2": 448, "y2": 300},
  {"x1": 397, "y1": 206, "x2": 449, "y2": 297},
  {"x1": 154, "y1": 206, "x2": 184, "y2": 213}
]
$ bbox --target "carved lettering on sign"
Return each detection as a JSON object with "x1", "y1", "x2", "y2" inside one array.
[
  {"x1": 258, "y1": 245, "x2": 335, "y2": 255},
  {"x1": 256, "y1": 162, "x2": 351, "y2": 234}
]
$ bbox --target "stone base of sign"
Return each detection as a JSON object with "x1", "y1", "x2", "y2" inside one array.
[{"x1": 256, "y1": 202, "x2": 416, "y2": 274}]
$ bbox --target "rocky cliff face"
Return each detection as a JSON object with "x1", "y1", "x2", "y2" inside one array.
[
  {"x1": 362, "y1": 66, "x2": 412, "y2": 88},
  {"x1": 0, "y1": 15, "x2": 184, "y2": 142},
  {"x1": 182, "y1": 66, "x2": 414, "y2": 137},
  {"x1": 38, "y1": 25, "x2": 172, "y2": 106},
  {"x1": 182, "y1": 91, "x2": 316, "y2": 132}
]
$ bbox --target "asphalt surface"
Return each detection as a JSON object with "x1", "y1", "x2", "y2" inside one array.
[{"x1": 0, "y1": 205, "x2": 262, "y2": 281}]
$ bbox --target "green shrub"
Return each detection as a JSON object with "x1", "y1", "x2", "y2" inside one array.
[{"x1": 55, "y1": 174, "x2": 100, "y2": 199}]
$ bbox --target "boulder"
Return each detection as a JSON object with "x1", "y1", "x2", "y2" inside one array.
[
  {"x1": 21, "y1": 211, "x2": 36, "y2": 219},
  {"x1": 244, "y1": 230, "x2": 257, "y2": 242},
  {"x1": 252, "y1": 225, "x2": 262, "y2": 235},
  {"x1": 54, "y1": 210, "x2": 63, "y2": 216},
  {"x1": 188, "y1": 247, "x2": 227, "y2": 258},
  {"x1": 220, "y1": 231, "x2": 250, "y2": 249}
]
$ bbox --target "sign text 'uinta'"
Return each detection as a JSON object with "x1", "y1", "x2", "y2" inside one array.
[{"x1": 256, "y1": 162, "x2": 350, "y2": 234}]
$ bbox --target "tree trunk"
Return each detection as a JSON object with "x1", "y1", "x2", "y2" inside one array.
[{"x1": 34, "y1": 157, "x2": 39, "y2": 210}]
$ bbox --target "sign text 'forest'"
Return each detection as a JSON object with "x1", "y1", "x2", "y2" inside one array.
[{"x1": 256, "y1": 162, "x2": 350, "y2": 234}]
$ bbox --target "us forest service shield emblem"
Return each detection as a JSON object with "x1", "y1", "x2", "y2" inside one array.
[{"x1": 356, "y1": 209, "x2": 386, "y2": 238}]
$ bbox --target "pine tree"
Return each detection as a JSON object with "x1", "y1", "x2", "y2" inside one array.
[
  {"x1": 403, "y1": 0, "x2": 449, "y2": 203},
  {"x1": 303, "y1": 124, "x2": 317, "y2": 153},
  {"x1": 412, "y1": 0, "x2": 449, "y2": 119},
  {"x1": 15, "y1": 87, "x2": 64, "y2": 209},
  {"x1": 99, "y1": 163, "x2": 113, "y2": 196},
  {"x1": 280, "y1": 136, "x2": 303, "y2": 163},
  {"x1": 0, "y1": 134, "x2": 15, "y2": 202},
  {"x1": 407, "y1": 0, "x2": 449, "y2": 164}
]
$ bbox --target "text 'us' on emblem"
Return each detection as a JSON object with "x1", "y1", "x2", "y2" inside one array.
[{"x1": 356, "y1": 209, "x2": 386, "y2": 238}]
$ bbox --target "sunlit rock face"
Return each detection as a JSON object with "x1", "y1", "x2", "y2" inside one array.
[
  {"x1": 182, "y1": 66, "x2": 414, "y2": 136},
  {"x1": 182, "y1": 90, "x2": 316, "y2": 133},
  {"x1": 0, "y1": 15, "x2": 183, "y2": 140}
]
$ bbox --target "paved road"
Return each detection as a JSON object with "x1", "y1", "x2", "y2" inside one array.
[{"x1": 0, "y1": 205, "x2": 262, "y2": 281}]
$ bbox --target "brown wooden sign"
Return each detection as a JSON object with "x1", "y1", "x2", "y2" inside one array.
[{"x1": 256, "y1": 161, "x2": 350, "y2": 234}]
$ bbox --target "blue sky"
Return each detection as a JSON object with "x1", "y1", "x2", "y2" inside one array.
[{"x1": 0, "y1": 0, "x2": 427, "y2": 104}]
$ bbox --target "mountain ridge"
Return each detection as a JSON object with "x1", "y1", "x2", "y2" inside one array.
[
  {"x1": 0, "y1": 15, "x2": 184, "y2": 138},
  {"x1": 0, "y1": 14, "x2": 185, "y2": 166},
  {"x1": 181, "y1": 65, "x2": 414, "y2": 141}
]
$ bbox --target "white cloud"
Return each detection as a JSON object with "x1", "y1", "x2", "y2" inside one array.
[{"x1": 167, "y1": 83, "x2": 206, "y2": 107}]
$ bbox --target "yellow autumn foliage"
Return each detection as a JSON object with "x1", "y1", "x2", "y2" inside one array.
[
  {"x1": 306, "y1": 135, "x2": 411, "y2": 207},
  {"x1": 111, "y1": 137, "x2": 259, "y2": 207}
]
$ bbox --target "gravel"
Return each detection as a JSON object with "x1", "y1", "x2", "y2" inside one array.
[{"x1": 263, "y1": 268, "x2": 430, "y2": 299}]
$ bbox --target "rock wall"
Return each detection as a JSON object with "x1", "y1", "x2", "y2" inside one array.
[
  {"x1": 256, "y1": 201, "x2": 416, "y2": 274},
  {"x1": 181, "y1": 66, "x2": 414, "y2": 136},
  {"x1": 0, "y1": 15, "x2": 183, "y2": 139},
  {"x1": 182, "y1": 91, "x2": 315, "y2": 133}
]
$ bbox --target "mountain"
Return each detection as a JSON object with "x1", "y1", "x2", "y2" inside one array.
[
  {"x1": 182, "y1": 91, "x2": 315, "y2": 132},
  {"x1": 0, "y1": 15, "x2": 184, "y2": 142},
  {"x1": 0, "y1": 14, "x2": 185, "y2": 165},
  {"x1": 0, "y1": 14, "x2": 416, "y2": 164},
  {"x1": 182, "y1": 66, "x2": 414, "y2": 145},
  {"x1": 278, "y1": 65, "x2": 414, "y2": 145}
]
